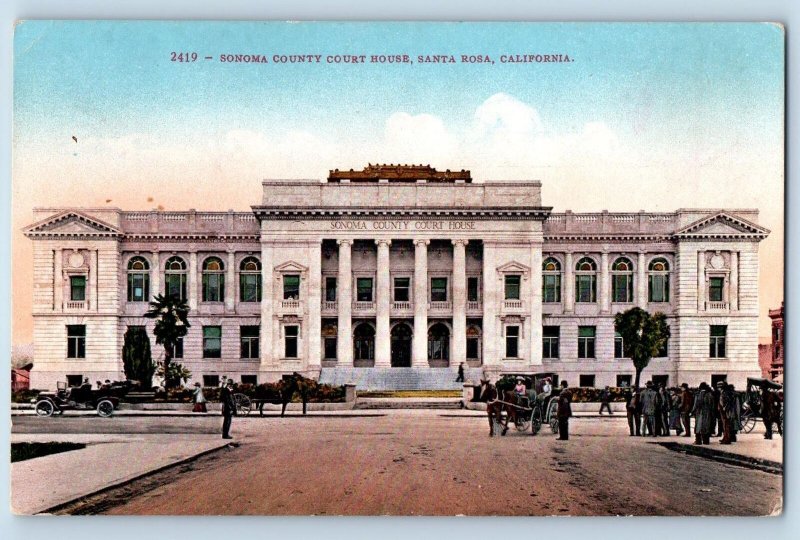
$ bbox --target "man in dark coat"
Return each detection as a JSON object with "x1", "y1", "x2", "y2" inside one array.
[
  {"x1": 718, "y1": 381, "x2": 734, "y2": 445},
  {"x1": 693, "y1": 382, "x2": 715, "y2": 445},
  {"x1": 599, "y1": 386, "x2": 613, "y2": 415},
  {"x1": 556, "y1": 380, "x2": 572, "y2": 440},
  {"x1": 680, "y1": 383, "x2": 693, "y2": 437},
  {"x1": 220, "y1": 378, "x2": 237, "y2": 439},
  {"x1": 625, "y1": 390, "x2": 641, "y2": 436},
  {"x1": 761, "y1": 381, "x2": 781, "y2": 440},
  {"x1": 711, "y1": 384, "x2": 723, "y2": 437}
]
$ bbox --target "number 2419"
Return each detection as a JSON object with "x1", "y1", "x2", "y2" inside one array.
[{"x1": 171, "y1": 52, "x2": 198, "y2": 62}]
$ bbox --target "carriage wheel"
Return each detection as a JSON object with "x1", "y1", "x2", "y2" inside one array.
[
  {"x1": 741, "y1": 411, "x2": 757, "y2": 434},
  {"x1": 96, "y1": 399, "x2": 115, "y2": 417},
  {"x1": 531, "y1": 406, "x2": 543, "y2": 435},
  {"x1": 234, "y1": 393, "x2": 252, "y2": 416},
  {"x1": 35, "y1": 400, "x2": 55, "y2": 417},
  {"x1": 515, "y1": 412, "x2": 531, "y2": 432}
]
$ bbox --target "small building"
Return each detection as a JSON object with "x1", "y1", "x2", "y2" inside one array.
[{"x1": 769, "y1": 302, "x2": 784, "y2": 380}]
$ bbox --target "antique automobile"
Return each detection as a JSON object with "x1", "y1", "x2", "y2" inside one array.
[
  {"x1": 33, "y1": 381, "x2": 123, "y2": 417},
  {"x1": 740, "y1": 377, "x2": 783, "y2": 434}
]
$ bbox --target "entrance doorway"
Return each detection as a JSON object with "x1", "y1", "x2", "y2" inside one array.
[{"x1": 391, "y1": 323, "x2": 413, "y2": 367}]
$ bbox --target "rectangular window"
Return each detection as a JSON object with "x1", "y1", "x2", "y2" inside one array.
[
  {"x1": 202, "y1": 273, "x2": 224, "y2": 302},
  {"x1": 393, "y1": 277, "x2": 411, "y2": 302},
  {"x1": 240, "y1": 326, "x2": 260, "y2": 359},
  {"x1": 710, "y1": 325, "x2": 727, "y2": 358},
  {"x1": 542, "y1": 326, "x2": 560, "y2": 359},
  {"x1": 325, "y1": 277, "x2": 337, "y2": 302},
  {"x1": 202, "y1": 375, "x2": 220, "y2": 388},
  {"x1": 648, "y1": 274, "x2": 670, "y2": 302},
  {"x1": 612, "y1": 275, "x2": 633, "y2": 303},
  {"x1": 576, "y1": 275, "x2": 596, "y2": 303},
  {"x1": 430, "y1": 277, "x2": 448, "y2": 302},
  {"x1": 285, "y1": 325, "x2": 299, "y2": 358},
  {"x1": 505, "y1": 326, "x2": 520, "y2": 358},
  {"x1": 70, "y1": 276, "x2": 86, "y2": 301},
  {"x1": 657, "y1": 334, "x2": 669, "y2": 358},
  {"x1": 356, "y1": 277, "x2": 374, "y2": 302},
  {"x1": 466, "y1": 337, "x2": 480, "y2": 360},
  {"x1": 504, "y1": 275, "x2": 521, "y2": 300},
  {"x1": 543, "y1": 274, "x2": 561, "y2": 303},
  {"x1": 708, "y1": 277, "x2": 724, "y2": 302},
  {"x1": 324, "y1": 336, "x2": 338, "y2": 360},
  {"x1": 614, "y1": 332, "x2": 625, "y2": 359},
  {"x1": 283, "y1": 275, "x2": 300, "y2": 300},
  {"x1": 165, "y1": 273, "x2": 187, "y2": 301},
  {"x1": 202, "y1": 326, "x2": 222, "y2": 358},
  {"x1": 67, "y1": 325, "x2": 86, "y2": 358},
  {"x1": 241, "y1": 375, "x2": 258, "y2": 386},
  {"x1": 652, "y1": 375, "x2": 669, "y2": 388},
  {"x1": 240, "y1": 274, "x2": 261, "y2": 302},
  {"x1": 66, "y1": 374, "x2": 83, "y2": 387},
  {"x1": 169, "y1": 336, "x2": 184, "y2": 359},
  {"x1": 467, "y1": 277, "x2": 480, "y2": 302},
  {"x1": 710, "y1": 374, "x2": 727, "y2": 387},
  {"x1": 579, "y1": 374, "x2": 596, "y2": 388},
  {"x1": 578, "y1": 326, "x2": 596, "y2": 359},
  {"x1": 616, "y1": 375, "x2": 632, "y2": 387},
  {"x1": 127, "y1": 273, "x2": 149, "y2": 302}
]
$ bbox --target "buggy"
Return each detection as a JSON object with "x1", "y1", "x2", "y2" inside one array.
[
  {"x1": 740, "y1": 377, "x2": 783, "y2": 434},
  {"x1": 33, "y1": 381, "x2": 123, "y2": 417}
]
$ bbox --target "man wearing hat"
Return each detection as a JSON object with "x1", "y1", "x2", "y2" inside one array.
[
  {"x1": 220, "y1": 378, "x2": 237, "y2": 439},
  {"x1": 679, "y1": 383, "x2": 693, "y2": 437},
  {"x1": 640, "y1": 381, "x2": 658, "y2": 437},
  {"x1": 692, "y1": 382, "x2": 715, "y2": 445},
  {"x1": 556, "y1": 380, "x2": 572, "y2": 440}
]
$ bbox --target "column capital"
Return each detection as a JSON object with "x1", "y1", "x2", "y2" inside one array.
[
  {"x1": 414, "y1": 239, "x2": 430, "y2": 247},
  {"x1": 337, "y1": 239, "x2": 353, "y2": 246},
  {"x1": 451, "y1": 239, "x2": 469, "y2": 247},
  {"x1": 375, "y1": 239, "x2": 392, "y2": 247}
]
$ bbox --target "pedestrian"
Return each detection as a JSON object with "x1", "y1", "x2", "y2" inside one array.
[
  {"x1": 711, "y1": 383, "x2": 723, "y2": 437},
  {"x1": 659, "y1": 385, "x2": 670, "y2": 435},
  {"x1": 626, "y1": 389, "x2": 641, "y2": 436},
  {"x1": 556, "y1": 380, "x2": 572, "y2": 440},
  {"x1": 455, "y1": 363, "x2": 465, "y2": 383},
  {"x1": 640, "y1": 381, "x2": 658, "y2": 437},
  {"x1": 680, "y1": 383, "x2": 693, "y2": 437},
  {"x1": 693, "y1": 382, "x2": 715, "y2": 445},
  {"x1": 761, "y1": 381, "x2": 781, "y2": 440},
  {"x1": 729, "y1": 384, "x2": 741, "y2": 443},
  {"x1": 220, "y1": 378, "x2": 237, "y2": 439},
  {"x1": 192, "y1": 381, "x2": 208, "y2": 413},
  {"x1": 718, "y1": 382, "x2": 736, "y2": 445},
  {"x1": 669, "y1": 388, "x2": 683, "y2": 436},
  {"x1": 599, "y1": 386, "x2": 613, "y2": 415}
]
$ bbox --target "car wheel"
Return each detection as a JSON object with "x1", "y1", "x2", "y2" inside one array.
[
  {"x1": 35, "y1": 400, "x2": 55, "y2": 417},
  {"x1": 97, "y1": 399, "x2": 115, "y2": 417}
]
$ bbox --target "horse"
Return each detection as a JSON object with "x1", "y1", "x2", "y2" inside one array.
[
  {"x1": 480, "y1": 381, "x2": 524, "y2": 437},
  {"x1": 278, "y1": 372, "x2": 315, "y2": 417}
]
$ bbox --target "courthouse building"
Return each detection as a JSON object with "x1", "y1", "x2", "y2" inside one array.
[{"x1": 24, "y1": 164, "x2": 769, "y2": 390}]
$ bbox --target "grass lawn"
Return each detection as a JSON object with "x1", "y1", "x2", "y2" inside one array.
[{"x1": 11, "y1": 442, "x2": 86, "y2": 463}]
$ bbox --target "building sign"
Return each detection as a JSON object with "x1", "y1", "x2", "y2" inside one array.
[{"x1": 330, "y1": 220, "x2": 476, "y2": 231}]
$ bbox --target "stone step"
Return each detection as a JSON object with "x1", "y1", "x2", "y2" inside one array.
[
  {"x1": 320, "y1": 367, "x2": 483, "y2": 391},
  {"x1": 355, "y1": 398, "x2": 463, "y2": 410}
]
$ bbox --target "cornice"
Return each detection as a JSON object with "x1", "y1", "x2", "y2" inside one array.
[{"x1": 251, "y1": 207, "x2": 552, "y2": 221}]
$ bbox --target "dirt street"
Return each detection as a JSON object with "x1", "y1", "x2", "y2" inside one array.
[{"x1": 54, "y1": 411, "x2": 781, "y2": 516}]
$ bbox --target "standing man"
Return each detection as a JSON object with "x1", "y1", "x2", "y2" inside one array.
[
  {"x1": 659, "y1": 385, "x2": 671, "y2": 435},
  {"x1": 455, "y1": 363, "x2": 465, "y2": 383},
  {"x1": 761, "y1": 380, "x2": 780, "y2": 440},
  {"x1": 599, "y1": 386, "x2": 613, "y2": 415},
  {"x1": 693, "y1": 382, "x2": 714, "y2": 445},
  {"x1": 556, "y1": 380, "x2": 572, "y2": 441},
  {"x1": 718, "y1": 381, "x2": 734, "y2": 445},
  {"x1": 640, "y1": 381, "x2": 658, "y2": 437},
  {"x1": 680, "y1": 383, "x2": 693, "y2": 437},
  {"x1": 625, "y1": 389, "x2": 641, "y2": 436},
  {"x1": 220, "y1": 378, "x2": 237, "y2": 440}
]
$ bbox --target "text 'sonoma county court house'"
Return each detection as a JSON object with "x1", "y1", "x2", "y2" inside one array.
[{"x1": 24, "y1": 164, "x2": 770, "y2": 390}]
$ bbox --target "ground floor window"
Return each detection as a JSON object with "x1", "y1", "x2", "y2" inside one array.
[
  {"x1": 578, "y1": 326, "x2": 596, "y2": 359},
  {"x1": 241, "y1": 374, "x2": 257, "y2": 385},
  {"x1": 353, "y1": 323, "x2": 375, "y2": 361},
  {"x1": 614, "y1": 332, "x2": 625, "y2": 358},
  {"x1": 710, "y1": 325, "x2": 727, "y2": 358},
  {"x1": 169, "y1": 336, "x2": 184, "y2": 359},
  {"x1": 203, "y1": 374, "x2": 220, "y2": 387},
  {"x1": 710, "y1": 374, "x2": 727, "y2": 387},
  {"x1": 542, "y1": 326, "x2": 559, "y2": 359},
  {"x1": 240, "y1": 326, "x2": 260, "y2": 359},
  {"x1": 66, "y1": 374, "x2": 83, "y2": 387},
  {"x1": 652, "y1": 375, "x2": 669, "y2": 387},
  {"x1": 67, "y1": 325, "x2": 86, "y2": 358},
  {"x1": 616, "y1": 374, "x2": 632, "y2": 387},
  {"x1": 579, "y1": 374, "x2": 596, "y2": 388},
  {"x1": 324, "y1": 336, "x2": 337, "y2": 359},
  {"x1": 428, "y1": 323, "x2": 450, "y2": 361},
  {"x1": 505, "y1": 325, "x2": 520, "y2": 358}
]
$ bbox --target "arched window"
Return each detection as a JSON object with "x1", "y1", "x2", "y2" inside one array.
[
  {"x1": 542, "y1": 257, "x2": 562, "y2": 303},
  {"x1": 164, "y1": 256, "x2": 187, "y2": 301},
  {"x1": 202, "y1": 257, "x2": 225, "y2": 302},
  {"x1": 428, "y1": 323, "x2": 450, "y2": 361},
  {"x1": 611, "y1": 257, "x2": 634, "y2": 303},
  {"x1": 127, "y1": 256, "x2": 150, "y2": 302},
  {"x1": 239, "y1": 257, "x2": 261, "y2": 302},
  {"x1": 353, "y1": 323, "x2": 375, "y2": 361},
  {"x1": 648, "y1": 257, "x2": 670, "y2": 303},
  {"x1": 575, "y1": 257, "x2": 597, "y2": 303}
]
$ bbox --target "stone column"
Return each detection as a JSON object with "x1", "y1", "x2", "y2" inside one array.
[
  {"x1": 375, "y1": 239, "x2": 392, "y2": 367},
  {"x1": 337, "y1": 240, "x2": 353, "y2": 366},
  {"x1": 54, "y1": 249, "x2": 63, "y2": 311},
  {"x1": 730, "y1": 251, "x2": 739, "y2": 311},
  {"x1": 530, "y1": 243, "x2": 543, "y2": 365},
  {"x1": 637, "y1": 252, "x2": 647, "y2": 308},
  {"x1": 600, "y1": 251, "x2": 610, "y2": 313},
  {"x1": 564, "y1": 252, "x2": 574, "y2": 313},
  {"x1": 188, "y1": 251, "x2": 198, "y2": 310},
  {"x1": 259, "y1": 243, "x2": 274, "y2": 368},
  {"x1": 90, "y1": 250, "x2": 99, "y2": 312},
  {"x1": 451, "y1": 239, "x2": 468, "y2": 366},
  {"x1": 307, "y1": 240, "x2": 322, "y2": 369},
  {"x1": 150, "y1": 251, "x2": 160, "y2": 300},
  {"x1": 225, "y1": 251, "x2": 236, "y2": 311},
  {"x1": 413, "y1": 239, "x2": 430, "y2": 366},
  {"x1": 697, "y1": 250, "x2": 706, "y2": 312}
]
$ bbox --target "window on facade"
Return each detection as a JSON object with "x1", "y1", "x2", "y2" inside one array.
[
  {"x1": 579, "y1": 374, "x2": 596, "y2": 388},
  {"x1": 67, "y1": 325, "x2": 86, "y2": 358},
  {"x1": 356, "y1": 277, "x2": 374, "y2": 302},
  {"x1": 657, "y1": 332, "x2": 669, "y2": 358},
  {"x1": 611, "y1": 257, "x2": 634, "y2": 303},
  {"x1": 169, "y1": 336, "x2": 184, "y2": 359},
  {"x1": 70, "y1": 276, "x2": 86, "y2": 301},
  {"x1": 504, "y1": 275, "x2": 521, "y2": 300},
  {"x1": 710, "y1": 325, "x2": 727, "y2": 358},
  {"x1": 282, "y1": 274, "x2": 300, "y2": 300},
  {"x1": 324, "y1": 336, "x2": 338, "y2": 360},
  {"x1": 616, "y1": 374, "x2": 632, "y2": 387},
  {"x1": 430, "y1": 277, "x2": 448, "y2": 302},
  {"x1": 505, "y1": 325, "x2": 520, "y2": 358},
  {"x1": 66, "y1": 374, "x2": 84, "y2": 387},
  {"x1": 428, "y1": 323, "x2": 450, "y2": 360},
  {"x1": 202, "y1": 257, "x2": 225, "y2": 302},
  {"x1": 652, "y1": 375, "x2": 669, "y2": 387},
  {"x1": 284, "y1": 325, "x2": 299, "y2": 358},
  {"x1": 241, "y1": 375, "x2": 258, "y2": 385},
  {"x1": 542, "y1": 257, "x2": 562, "y2": 303},
  {"x1": 325, "y1": 277, "x2": 337, "y2": 302},
  {"x1": 394, "y1": 277, "x2": 410, "y2": 302},
  {"x1": 239, "y1": 257, "x2": 261, "y2": 302},
  {"x1": 708, "y1": 277, "x2": 725, "y2": 302},
  {"x1": 164, "y1": 256, "x2": 187, "y2": 301},
  {"x1": 710, "y1": 374, "x2": 727, "y2": 387},
  {"x1": 614, "y1": 332, "x2": 625, "y2": 359},
  {"x1": 575, "y1": 257, "x2": 597, "y2": 303},
  {"x1": 467, "y1": 326, "x2": 481, "y2": 360},
  {"x1": 648, "y1": 258, "x2": 670, "y2": 302},
  {"x1": 542, "y1": 326, "x2": 560, "y2": 359},
  {"x1": 203, "y1": 375, "x2": 220, "y2": 388},
  {"x1": 353, "y1": 323, "x2": 375, "y2": 361},
  {"x1": 467, "y1": 277, "x2": 480, "y2": 302},
  {"x1": 202, "y1": 326, "x2": 222, "y2": 358},
  {"x1": 127, "y1": 256, "x2": 150, "y2": 302},
  {"x1": 578, "y1": 326, "x2": 596, "y2": 359},
  {"x1": 240, "y1": 326, "x2": 259, "y2": 359}
]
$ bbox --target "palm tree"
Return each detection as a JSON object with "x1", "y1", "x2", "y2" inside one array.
[
  {"x1": 144, "y1": 293, "x2": 191, "y2": 389},
  {"x1": 614, "y1": 307, "x2": 671, "y2": 389}
]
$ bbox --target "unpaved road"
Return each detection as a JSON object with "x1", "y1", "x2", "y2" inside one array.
[{"x1": 23, "y1": 411, "x2": 778, "y2": 516}]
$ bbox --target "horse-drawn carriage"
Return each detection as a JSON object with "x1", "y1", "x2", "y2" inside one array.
[
  {"x1": 483, "y1": 373, "x2": 561, "y2": 436},
  {"x1": 33, "y1": 381, "x2": 124, "y2": 417},
  {"x1": 740, "y1": 377, "x2": 783, "y2": 434}
]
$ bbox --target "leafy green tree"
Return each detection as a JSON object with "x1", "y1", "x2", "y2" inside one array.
[
  {"x1": 614, "y1": 307, "x2": 671, "y2": 389},
  {"x1": 144, "y1": 294, "x2": 191, "y2": 389},
  {"x1": 122, "y1": 326, "x2": 155, "y2": 387}
]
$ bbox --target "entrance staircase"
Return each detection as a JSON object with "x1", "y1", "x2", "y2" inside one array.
[{"x1": 318, "y1": 367, "x2": 484, "y2": 392}]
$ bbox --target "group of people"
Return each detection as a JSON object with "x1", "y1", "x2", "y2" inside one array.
[{"x1": 189, "y1": 378, "x2": 238, "y2": 439}]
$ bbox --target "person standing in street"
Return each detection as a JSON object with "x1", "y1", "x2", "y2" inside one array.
[
  {"x1": 640, "y1": 381, "x2": 658, "y2": 437},
  {"x1": 729, "y1": 384, "x2": 741, "y2": 443},
  {"x1": 717, "y1": 381, "x2": 734, "y2": 444},
  {"x1": 761, "y1": 380, "x2": 781, "y2": 440},
  {"x1": 680, "y1": 383, "x2": 693, "y2": 437},
  {"x1": 455, "y1": 363, "x2": 465, "y2": 383},
  {"x1": 659, "y1": 385, "x2": 671, "y2": 435},
  {"x1": 625, "y1": 389, "x2": 641, "y2": 436},
  {"x1": 192, "y1": 381, "x2": 207, "y2": 413},
  {"x1": 599, "y1": 386, "x2": 613, "y2": 415},
  {"x1": 693, "y1": 382, "x2": 714, "y2": 445},
  {"x1": 220, "y1": 378, "x2": 237, "y2": 439},
  {"x1": 556, "y1": 380, "x2": 572, "y2": 440},
  {"x1": 669, "y1": 388, "x2": 683, "y2": 436}
]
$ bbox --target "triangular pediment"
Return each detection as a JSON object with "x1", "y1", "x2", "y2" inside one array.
[
  {"x1": 24, "y1": 211, "x2": 122, "y2": 237},
  {"x1": 674, "y1": 212, "x2": 769, "y2": 239},
  {"x1": 496, "y1": 261, "x2": 531, "y2": 275},
  {"x1": 274, "y1": 260, "x2": 309, "y2": 273}
]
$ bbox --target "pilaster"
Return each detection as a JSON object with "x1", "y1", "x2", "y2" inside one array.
[
  {"x1": 337, "y1": 239, "x2": 353, "y2": 366},
  {"x1": 413, "y1": 239, "x2": 430, "y2": 366},
  {"x1": 375, "y1": 239, "x2": 392, "y2": 367}
]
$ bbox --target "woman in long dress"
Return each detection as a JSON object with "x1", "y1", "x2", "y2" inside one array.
[{"x1": 192, "y1": 382, "x2": 208, "y2": 413}]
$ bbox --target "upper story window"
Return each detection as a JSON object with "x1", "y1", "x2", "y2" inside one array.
[
  {"x1": 356, "y1": 277, "x2": 374, "y2": 302},
  {"x1": 239, "y1": 257, "x2": 261, "y2": 302},
  {"x1": 70, "y1": 275, "x2": 86, "y2": 301},
  {"x1": 127, "y1": 256, "x2": 150, "y2": 302},
  {"x1": 611, "y1": 257, "x2": 634, "y2": 303},
  {"x1": 164, "y1": 256, "x2": 187, "y2": 302},
  {"x1": 648, "y1": 258, "x2": 670, "y2": 303},
  {"x1": 393, "y1": 277, "x2": 410, "y2": 302},
  {"x1": 325, "y1": 276, "x2": 338, "y2": 302},
  {"x1": 430, "y1": 277, "x2": 448, "y2": 302},
  {"x1": 710, "y1": 325, "x2": 727, "y2": 358},
  {"x1": 467, "y1": 277, "x2": 480, "y2": 302},
  {"x1": 283, "y1": 274, "x2": 300, "y2": 300},
  {"x1": 708, "y1": 277, "x2": 725, "y2": 302},
  {"x1": 542, "y1": 257, "x2": 562, "y2": 303},
  {"x1": 67, "y1": 324, "x2": 86, "y2": 358},
  {"x1": 202, "y1": 257, "x2": 225, "y2": 302},
  {"x1": 504, "y1": 275, "x2": 521, "y2": 300},
  {"x1": 575, "y1": 257, "x2": 597, "y2": 303}
]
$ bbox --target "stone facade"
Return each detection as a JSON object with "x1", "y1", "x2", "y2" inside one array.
[
  {"x1": 24, "y1": 165, "x2": 770, "y2": 390},
  {"x1": 768, "y1": 302, "x2": 784, "y2": 380}
]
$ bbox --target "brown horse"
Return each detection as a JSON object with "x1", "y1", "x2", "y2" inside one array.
[
  {"x1": 257, "y1": 372, "x2": 315, "y2": 416},
  {"x1": 480, "y1": 382, "x2": 523, "y2": 436}
]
